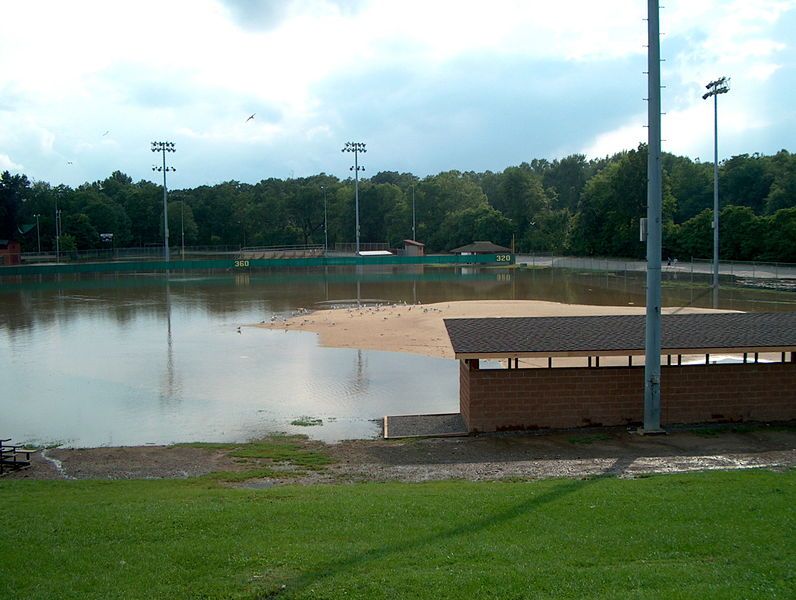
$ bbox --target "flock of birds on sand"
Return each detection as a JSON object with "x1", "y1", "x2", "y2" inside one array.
[{"x1": 235, "y1": 302, "x2": 445, "y2": 334}]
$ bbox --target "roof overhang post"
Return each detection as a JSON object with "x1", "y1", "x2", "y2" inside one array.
[{"x1": 642, "y1": 0, "x2": 665, "y2": 434}]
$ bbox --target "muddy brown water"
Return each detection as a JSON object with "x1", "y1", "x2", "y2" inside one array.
[{"x1": 2, "y1": 266, "x2": 794, "y2": 447}]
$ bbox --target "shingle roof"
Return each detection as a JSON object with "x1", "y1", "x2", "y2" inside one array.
[
  {"x1": 449, "y1": 241, "x2": 511, "y2": 254},
  {"x1": 444, "y1": 313, "x2": 796, "y2": 358}
]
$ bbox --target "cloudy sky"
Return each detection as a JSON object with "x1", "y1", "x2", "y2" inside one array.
[{"x1": 1, "y1": 0, "x2": 794, "y2": 188}]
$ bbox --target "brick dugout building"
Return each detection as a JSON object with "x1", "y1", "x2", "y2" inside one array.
[{"x1": 444, "y1": 313, "x2": 796, "y2": 432}]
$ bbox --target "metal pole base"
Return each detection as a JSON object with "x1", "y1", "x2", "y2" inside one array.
[{"x1": 632, "y1": 426, "x2": 667, "y2": 436}]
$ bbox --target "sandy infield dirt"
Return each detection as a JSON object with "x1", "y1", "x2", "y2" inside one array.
[{"x1": 255, "y1": 300, "x2": 724, "y2": 359}]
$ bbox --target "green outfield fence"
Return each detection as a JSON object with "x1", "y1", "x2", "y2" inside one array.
[{"x1": 0, "y1": 252, "x2": 515, "y2": 277}]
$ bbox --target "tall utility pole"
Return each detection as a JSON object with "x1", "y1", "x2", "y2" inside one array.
[
  {"x1": 321, "y1": 185, "x2": 328, "y2": 254},
  {"x1": 411, "y1": 184, "x2": 416, "y2": 240},
  {"x1": 151, "y1": 141, "x2": 176, "y2": 261},
  {"x1": 341, "y1": 142, "x2": 366, "y2": 254},
  {"x1": 180, "y1": 201, "x2": 185, "y2": 258},
  {"x1": 643, "y1": 0, "x2": 664, "y2": 433},
  {"x1": 55, "y1": 199, "x2": 61, "y2": 263},
  {"x1": 34, "y1": 213, "x2": 41, "y2": 253},
  {"x1": 703, "y1": 77, "x2": 730, "y2": 303}
]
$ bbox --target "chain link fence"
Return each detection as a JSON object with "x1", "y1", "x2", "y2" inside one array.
[{"x1": 515, "y1": 254, "x2": 796, "y2": 285}]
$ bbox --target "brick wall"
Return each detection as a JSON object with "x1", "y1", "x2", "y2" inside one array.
[{"x1": 460, "y1": 360, "x2": 796, "y2": 432}]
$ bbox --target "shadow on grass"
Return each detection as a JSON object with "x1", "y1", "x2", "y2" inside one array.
[{"x1": 265, "y1": 455, "x2": 635, "y2": 598}]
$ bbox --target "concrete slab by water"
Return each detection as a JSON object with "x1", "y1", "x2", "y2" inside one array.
[{"x1": 383, "y1": 413, "x2": 468, "y2": 439}]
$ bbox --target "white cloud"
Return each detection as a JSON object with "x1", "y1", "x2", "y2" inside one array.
[
  {"x1": 582, "y1": 116, "x2": 646, "y2": 158},
  {"x1": 0, "y1": 153, "x2": 24, "y2": 172},
  {"x1": 581, "y1": 0, "x2": 795, "y2": 160},
  {"x1": 0, "y1": 0, "x2": 793, "y2": 185}
]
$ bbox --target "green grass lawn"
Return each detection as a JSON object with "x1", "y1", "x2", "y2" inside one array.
[{"x1": 1, "y1": 470, "x2": 793, "y2": 599}]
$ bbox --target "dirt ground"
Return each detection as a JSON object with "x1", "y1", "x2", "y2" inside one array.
[
  {"x1": 6, "y1": 425, "x2": 794, "y2": 484},
  {"x1": 255, "y1": 300, "x2": 726, "y2": 360}
]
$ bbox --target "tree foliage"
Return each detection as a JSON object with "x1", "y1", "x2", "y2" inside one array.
[
  {"x1": 2, "y1": 149, "x2": 794, "y2": 261},
  {"x1": 0, "y1": 171, "x2": 31, "y2": 241}
]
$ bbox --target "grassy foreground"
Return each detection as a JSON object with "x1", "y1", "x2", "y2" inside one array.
[{"x1": 1, "y1": 470, "x2": 794, "y2": 599}]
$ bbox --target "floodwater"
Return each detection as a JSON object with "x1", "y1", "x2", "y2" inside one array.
[{"x1": 1, "y1": 265, "x2": 794, "y2": 447}]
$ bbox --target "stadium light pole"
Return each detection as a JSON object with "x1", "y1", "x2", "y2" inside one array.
[
  {"x1": 703, "y1": 77, "x2": 730, "y2": 303},
  {"x1": 181, "y1": 201, "x2": 185, "y2": 258},
  {"x1": 34, "y1": 213, "x2": 41, "y2": 253},
  {"x1": 643, "y1": 0, "x2": 664, "y2": 434},
  {"x1": 411, "y1": 184, "x2": 416, "y2": 240},
  {"x1": 341, "y1": 142, "x2": 366, "y2": 254},
  {"x1": 54, "y1": 200, "x2": 61, "y2": 264},
  {"x1": 151, "y1": 141, "x2": 176, "y2": 261},
  {"x1": 321, "y1": 185, "x2": 328, "y2": 254}
]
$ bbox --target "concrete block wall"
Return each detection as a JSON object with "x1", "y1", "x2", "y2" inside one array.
[{"x1": 460, "y1": 360, "x2": 796, "y2": 432}]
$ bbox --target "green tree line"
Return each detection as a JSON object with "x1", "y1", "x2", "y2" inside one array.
[{"x1": 2, "y1": 147, "x2": 795, "y2": 261}]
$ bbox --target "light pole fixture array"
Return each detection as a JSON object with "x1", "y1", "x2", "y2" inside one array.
[
  {"x1": 151, "y1": 141, "x2": 176, "y2": 261},
  {"x1": 341, "y1": 142, "x2": 366, "y2": 254},
  {"x1": 702, "y1": 76, "x2": 730, "y2": 296}
]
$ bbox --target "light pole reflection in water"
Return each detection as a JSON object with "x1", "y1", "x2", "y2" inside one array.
[
  {"x1": 348, "y1": 349, "x2": 369, "y2": 397},
  {"x1": 160, "y1": 279, "x2": 180, "y2": 405}
]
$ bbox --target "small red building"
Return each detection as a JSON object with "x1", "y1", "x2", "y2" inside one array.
[
  {"x1": 403, "y1": 239, "x2": 425, "y2": 257},
  {"x1": 0, "y1": 240, "x2": 21, "y2": 265}
]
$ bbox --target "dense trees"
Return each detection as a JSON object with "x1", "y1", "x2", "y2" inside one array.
[
  {"x1": 2, "y1": 148, "x2": 795, "y2": 261},
  {"x1": 0, "y1": 171, "x2": 31, "y2": 241}
]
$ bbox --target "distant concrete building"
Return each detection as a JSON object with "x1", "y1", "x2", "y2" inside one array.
[
  {"x1": 449, "y1": 241, "x2": 511, "y2": 255},
  {"x1": 403, "y1": 239, "x2": 425, "y2": 257}
]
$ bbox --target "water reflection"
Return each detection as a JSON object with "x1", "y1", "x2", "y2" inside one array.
[
  {"x1": 349, "y1": 350, "x2": 369, "y2": 396},
  {"x1": 3, "y1": 266, "x2": 795, "y2": 338},
  {"x1": 1, "y1": 266, "x2": 794, "y2": 447},
  {"x1": 160, "y1": 280, "x2": 180, "y2": 407}
]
